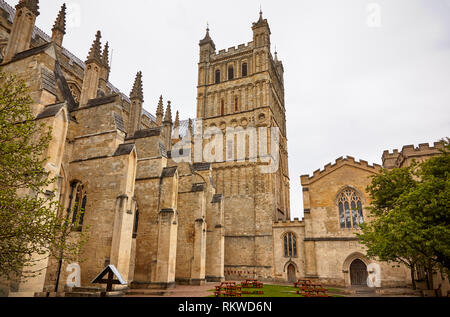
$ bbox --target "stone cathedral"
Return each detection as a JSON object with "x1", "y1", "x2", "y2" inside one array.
[{"x1": 2, "y1": 1, "x2": 445, "y2": 297}]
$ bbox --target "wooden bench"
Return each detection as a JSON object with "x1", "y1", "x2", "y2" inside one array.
[{"x1": 241, "y1": 279, "x2": 264, "y2": 288}]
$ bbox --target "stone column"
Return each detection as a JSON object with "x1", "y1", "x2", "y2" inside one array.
[
  {"x1": 191, "y1": 219, "x2": 207, "y2": 285},
  {"x1": 206, "y1": 194, "x2": 225, "y2": 282},
  {"x1": 154, "y1": 209, "x2": 178, "y2": 288}
]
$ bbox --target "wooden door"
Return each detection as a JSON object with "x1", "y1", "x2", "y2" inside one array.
[
  {"x1": 350, "y1": 259, "x2": 368, "y2": 286},
  {"x1": 287, "y1": 264, "x2": 296, "y2": 283}
]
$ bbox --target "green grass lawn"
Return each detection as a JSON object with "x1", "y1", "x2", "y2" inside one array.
[{"x1": 208, "y1": 284, "x2": 345, "y2": 298}]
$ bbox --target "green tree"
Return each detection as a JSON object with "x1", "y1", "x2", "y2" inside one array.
[
  {"x1": 0, "y1": 71, "x2": 86, "y2": 283},
  {"x1": 357, "y1": 139, "x2": 450, "y2": 290}
]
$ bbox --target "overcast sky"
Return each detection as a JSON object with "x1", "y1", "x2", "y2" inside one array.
[{"x1": 21, "y1": 0, "x2": 450, "y2": 220}]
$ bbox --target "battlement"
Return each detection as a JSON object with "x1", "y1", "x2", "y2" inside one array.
[
  {"x1": 383, "y1": 141, "x2": 444, "y2": 157},
  {"x1": 212, "y1": 42, "x2": 254, "y2": 60},
  {"x1": 273, "y1": 217, "x2": 304, "y2": 226},
  {"x1": 384, "y1": 141, "x2": 444, "y2": 159},
  {"x1": 382, "y1": 148, "x2": 400, "y2": 160},
  {"x1": 301, "y1": 156, "x2": 382, "y2": 185},
  {"x1": 382, "y1": 141, "x2": 445, "y2": 168}
]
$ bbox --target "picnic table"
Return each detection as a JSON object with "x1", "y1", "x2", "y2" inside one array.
[
  {"x1": 294, "y1": 279, "x2": 329, "y2": 297},
  {"x1": 240, "y1": 279, "x2": 264, "y2": 295},
  {"x1": 214, "y1": 282, "x2": 242, "y2": 297},
  {"x1": 241, "y1": 279, "x2": 264, "y2": 288}
]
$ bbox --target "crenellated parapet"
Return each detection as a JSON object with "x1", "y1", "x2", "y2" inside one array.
[
  {"x1": 211, "y1": 42, "x2": 254, "y2": 61},
  {"x1": 273, "y1": 218, "x2": 304, "y2": 227},
  {"x1": 301, "y1": 156, "x2": 382, "y2": 185},
  {"x1": 382, "y1": 141, "x2": 445, "y2": 169}
]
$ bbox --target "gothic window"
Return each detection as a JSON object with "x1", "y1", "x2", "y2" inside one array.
[
  {"x1": 283, "y1": 232, "x2": 297, "y2": 258},
  {"x1": 69, "y1": 181, "x2": 87, "y2": 231},
  {"x1": 242, "y1": 63, "x2": 248, "y2": 77},
  {"x1": 337, "y1": 188, "x2": 364, "y2": 229},
  {"x1": 228, "y1": 66, "x2": 234, "y2": 80},
  {"x1": 133, "y1": 209, "x2": 139, "y2": 239},
  {"x1": 220, "y1": 99, "x2": 225, "y2": 116},
  {"x1": 234, "y1": 97, "x2": 239, "y2": 112},
  {"x1": 215, "y1": 70, "x2": 221, "y2": 84}
]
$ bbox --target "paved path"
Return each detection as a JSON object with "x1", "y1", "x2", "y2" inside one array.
[{"x1": 126, "y1": 282, "x2": 220, "y2": 297}]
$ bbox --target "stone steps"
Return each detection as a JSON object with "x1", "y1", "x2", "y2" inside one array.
[
  {"x1": 376, "y1": 288, "x2": 421, "y2": 296},
  {"x1": 65, "y1": 286, "x2": 126, "y2": 297},
  {"x1": 125, "y1": 289, "x2": 173, "y2": 297}
]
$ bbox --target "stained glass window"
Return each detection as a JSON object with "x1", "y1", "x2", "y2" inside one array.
[
  {"x1": 283, "y1": 232, "x2": 297, "y2": 257},
  {"x1": 337, "y1": 188, "x2": 364, "y2": 229}
]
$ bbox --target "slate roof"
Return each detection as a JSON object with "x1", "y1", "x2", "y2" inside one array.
[
  {"x1": 127, "y1": 127, "x2": 161, "y2": 140},
  {"x1": 193, "y1": 163, "x2": 211, "y2": 171},
  {"x1": 114, "y1": 112, "x2": 126, "y2": 133},
  {"x1": 161, "y1": 166, "x2": 178, "y2": 178},
  {"x1": 211, "y1": 194, "x2": 223, "y2": 203},
  {"x1": 176, "y1": 119, "x2": 195, "y2": 139},
  {"x1": 35, "y1": 102, "x2": 66, "y2": 120},
  {"x1": 113, "y1": 143, "x2": 136, "y2": 157}
]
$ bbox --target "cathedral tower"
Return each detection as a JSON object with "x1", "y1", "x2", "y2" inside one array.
[{"x1": 196, "y1": 11, "x2": 290, "y2": 280}]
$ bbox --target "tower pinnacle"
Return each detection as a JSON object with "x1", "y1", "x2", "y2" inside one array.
[
  {"x1": 52, "y1": 3, "x2": 66, "y2": 34},
  {"x1": 164, "y1": 101, "x2": 172, "y2": 123},
  {"x1": 86, "y1": 31, "x2": 102, "y2": 63},
  {"x1": 51, "y1": 3, "x2": 66, "y2": 46},
  {"x1": 199, "y1": 23, "x2": 216, "y2": 50},
  {"x1": 15, "y1": 0, "x2": 40, "y2": 16},
  {"x1": 156, "y1": 95, "x2": 164, "y2": 126},
  {"x1": 130, "y1": 71, "x2": 144, "y2": 101}
]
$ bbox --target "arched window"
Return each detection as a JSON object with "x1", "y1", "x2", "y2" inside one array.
[
  {"x1": 69, "y1": 181, "x2": 87, "y2": 232},
  {"x1": 133, "y1": 209, "x2": 139, "y2": 239},
  {"x1": 242, "y1": 63, "x2": 248, "y2": 77},
  {"x1": 220, "y1": 99, "x2": 225, "y2": 116},
  {"x1": 234, "y1": 97, "x2": 239, "y2": 112},
  {"x1": 215, "y1": 69, "x2": 221, "y2": 84},
  {"x1": 228, "y1": 66, "x2": 234, "y2": 80},
  {"x1": 337, "y1": 188, "x2": 364, "y2": 229},
  {"x1": 283, "y1": 232, "x2": 297, "y2": 258}
]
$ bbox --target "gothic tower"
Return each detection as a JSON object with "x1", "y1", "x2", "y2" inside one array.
[{"x1": 196, "y1": 11, "x2": 290, "y2": 279}]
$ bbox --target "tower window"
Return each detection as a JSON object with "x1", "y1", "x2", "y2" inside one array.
[
  {"x1": 337, "y1": 188, "x2": 364, "y2": 229},
  {"x1": 220, "y1": 99, "x2": 225, "y2": 116},
  {"x1": 215, "y1": 70, "x2": 221, "y2": 84},
  {"x1": 228, "y1": 66, "x2": 234, "y2": 80},
  {"x1": 242, "y1": 63, "x2": 248, "y2": 77},
  {"x1": 283, "y1": 232, "x2": 297, "y2": 258}
]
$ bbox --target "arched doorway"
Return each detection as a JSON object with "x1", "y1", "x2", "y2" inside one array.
[
  {"x1": 350, "y1": 259, "x2": 368, "y2": 286},
  {"x1": 287, "y1": 264, "x2": 296, "y2": 283}
]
